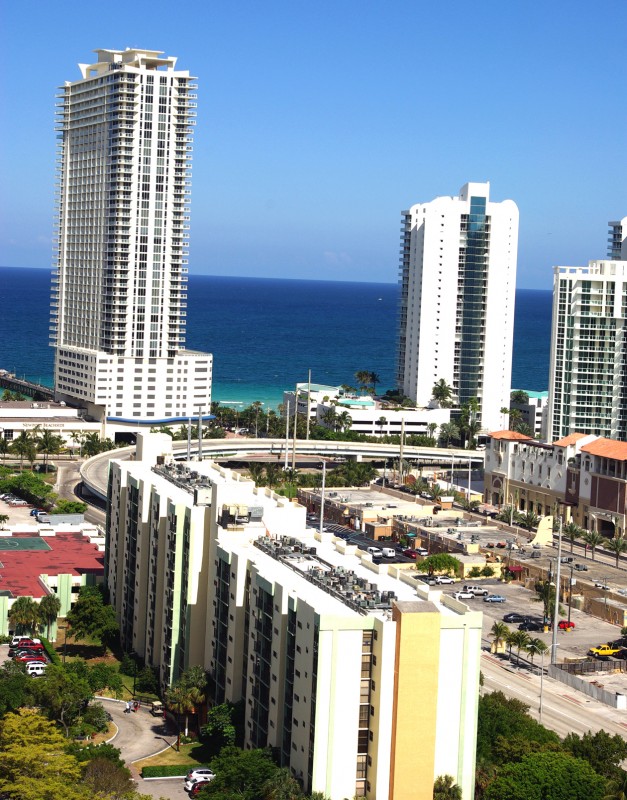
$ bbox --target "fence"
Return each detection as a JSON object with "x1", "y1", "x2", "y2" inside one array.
[{"x1": 549, "y1": 662, "x2": 627, "y2": 709}]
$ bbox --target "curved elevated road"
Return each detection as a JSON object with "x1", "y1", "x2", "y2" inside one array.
[{"x1": 81, "y1": 438, "x2": 484, "y2": 501}]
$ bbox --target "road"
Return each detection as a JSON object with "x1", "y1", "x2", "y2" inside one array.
[{"x1": 480, "y1": 651, "x2": 627, "y2": 739}]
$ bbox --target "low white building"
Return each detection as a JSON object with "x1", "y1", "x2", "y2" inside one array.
[
  {"x1": 0, "y1": 401, "x2": 101, "y2": 449},
  {"x1": 316, "y1": 396, "x2": 451, "y2": 438}
]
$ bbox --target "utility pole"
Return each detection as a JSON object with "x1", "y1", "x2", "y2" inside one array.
[
  {"x1": 284, "y1": 403, "x2": 290, "y2": 471},
  {"x1": 399, "y1": 418, "x2": 405, "y2": 485},
  {"x1": 186, "y1": 418, "x2": 192, "y2": 462},
  {"x1": 318, "y1": 459, "x2": 327, "y2": 537},
  {"x1": 306, "y1": 369, "x2": 311, "y2": 441},
  {"x1": 551, "y1": 513, "x2": 563, "y2": 664},
  {"x1": 195, "y1": 405, "x2": 204, "y2": 461},
  {"x1": 291, "y1": 385, "x2": 299, "y2": 472}
]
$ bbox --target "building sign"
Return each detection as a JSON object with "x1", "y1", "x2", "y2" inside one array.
[{"x1": 23, "y1": 422, "x2": 67, "y2": 429}]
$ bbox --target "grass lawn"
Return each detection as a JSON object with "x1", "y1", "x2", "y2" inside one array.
[{"x1": 134, "y1": 739, "x2": 214, "y2": 770}]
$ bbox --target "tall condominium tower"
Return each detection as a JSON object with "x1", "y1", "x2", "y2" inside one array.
[
  {"x1": 51, "y1": 49, "x2": 212, "y2": 426},
  {"x1": 547, "y1": 259, "x2": 627, "y2": 442},
  {"x1": 396, "y1": 182, "x2": 519, "y2": 432},
  {"x1": 608, "y1": 217, "x2": 627, "y2": 260}
]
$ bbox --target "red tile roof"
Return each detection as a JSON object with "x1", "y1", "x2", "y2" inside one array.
[
  {"x1": 489, "y1": 430, "x2": 533, "y2": 441},
  {"x1": 0, "y1": 532, "x2": 104, "y2": 599},
  {"x1": 580, "y1": 438, "x2": 627, "y2": 462},
  {"x1": 552, "y1": 432, "x2": 589, "y2": 447}
]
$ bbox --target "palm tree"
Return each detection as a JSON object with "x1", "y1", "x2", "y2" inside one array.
[
  {"x1": 82, "y1": 433, "x2": 103, "y2": 457},
  {"x1": 428, "y1": 484, "x2": 443, "y2": 503},
  {"x1": 8, "y1": 596, "x2": 40, "y2": 636},
  {"x1": 336, "y1": 410, "x2": 352, "y2": 434},
  {"x1": 283, "y1": 468, "x2": 299, "y2": 498},
  {"x1": 490, "y1": 621, "x2": 509, "y2": 652},
  {"x1": 369, "y1": 372, "x2": 381, "y2": 395},
  {"x1": 508, "y1": 630, "x2": 530, "y2": 665},
  {"x1": 604, "y1": 535, "x2": 627, "y2": 568},
  {"x1": 433, "y1": 775, "x2": 462, "y2": 800},
  {"x1": 563, "y1": 521, "x2": 582, "y2": 553},
  {"x1": 525, "y1": 637, "x2": 548, "y2": 669},
  {"x1": 438, "y1": 422, "x2": 459, "y2": 446},
  {"x1": 517, "y1": 509, "x2": 540, "y2": 531},
  {"x1": 0, "y1": 438, "x2": 8, "y2": 462},
  {"x1": 251, "y1": 401, "x2": 263, "y2": 438},
  {"x1": 377, "y1": 416, "x2": 387, "y2": 436},
  {"x1": 354, "y1": 371, "x2": 371, "y2": 393},
  {"x1": 265, "y1": 464, "x2": 281, "y2": 489},
  {"x1": 321, "y1": 407, "x2": 337, "y2": 430},
  {"x1": 604, "y1": 769, "x2": 627, "y2": 800},
  {"x1": 38, "y1": 431, "x2": 64, "y2": 470},
  {"x1": 247, "y1": 463, "x2": 265, "y2": 485},
  {"x1": 427, "y1": 422, "x2": 437, "y2": 442},
  {"x1": 39, "y1": 593, "x2": 62, "y2": 639},
  {"x1": 431, "y1": 378, "x2": 454, "y2": 408},
  {"x1": 10, "y1": 432, "x2": 34, "y2": 470},
  {"x1": 69, "y1": 431, "x2": 85, "y2": 459},
  {"x1": 165, "y1": 685, "x2": 195, "y2": 745},
  {"x1": 0, "y1": 515, "x2": 8, "y2": 528},
  {"x1": 582, "y1": 529, "x2": 605, "y2": 561},
  {"x1": 504, "y1": 629, "x2": 517, "y2": 663}
]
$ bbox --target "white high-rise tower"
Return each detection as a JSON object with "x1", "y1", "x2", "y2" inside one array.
[
  {"x1": 396, "y1": 182, "x2": 519, "y2": 433},
  {"x1": 51, "y1": 49, "x2": 212, "y2": 426}
]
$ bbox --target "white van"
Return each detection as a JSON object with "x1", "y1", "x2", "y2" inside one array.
[
  {"x1": 381, "y1": 547, "x2": 396, "y2": 558},
  {"x1": 26, "y1": 663, "x2": 46, "y2": 677},
  {"x1": 367, "y1": 546, "x2": 383, "y2": 558}
]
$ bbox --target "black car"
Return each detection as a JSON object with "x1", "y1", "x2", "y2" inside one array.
[
  {"x1": 518, "y1": 620, "x2": 544, "y2": 632},
  {"x1": 503, "y1": 613, "x2": 529, "y2": 624}
]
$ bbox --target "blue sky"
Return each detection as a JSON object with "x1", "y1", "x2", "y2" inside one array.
[{"x1": 0, "y1": 1, "x2": 625, "y2": 288}]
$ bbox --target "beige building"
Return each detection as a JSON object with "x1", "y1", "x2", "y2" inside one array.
[{"x1": 107, "y1": 434, "x2": 482, "y2": 800}]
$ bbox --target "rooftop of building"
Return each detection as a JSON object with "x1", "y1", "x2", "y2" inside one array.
[
  {"x1": 553, "y1": 432, "x2": 589, "y2": 447},
  {"x1": 513, "y1": 389, "x2": 549, "y2": 400},
  {"x1": 489, "y1": 430, "x2": 532, "y2": 441},
  {"x1": 0, "y1": 530, "x2": 104, "y2": 599},
  {"x1": 580, "y1": 438, "x2": 627, "y2": 462}
]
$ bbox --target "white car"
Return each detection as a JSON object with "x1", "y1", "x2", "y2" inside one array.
[
  {"x1": 453, "y1": 590, "x2": 474, "y2": 600},
  {"x1": 26, "y1": 663, "x2": 46, "y2": 676},
  {"x1": 186, "y1": 769, "x2": 215, "y2": 783},
  {"x1": 10, "y1": 636, "x2": 41, "y2": 648},
  {"x1": 428, "y1": 575, "x2": 455, "y2": 585},
  {"x1": 184, "y1": 772, "x2": 215, "y2": 792}
]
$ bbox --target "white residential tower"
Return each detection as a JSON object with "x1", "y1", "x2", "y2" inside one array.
[
  {"x1": 51, "y1": 49, "x2": 212, "y2": 427},
  {"x1": 396, "y1": 182, "x2": 519, "y2": 433}
]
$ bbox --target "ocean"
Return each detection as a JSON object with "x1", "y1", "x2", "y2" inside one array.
[{"x1": 0, "y1": 266, "x2": 552, "y2": 409}]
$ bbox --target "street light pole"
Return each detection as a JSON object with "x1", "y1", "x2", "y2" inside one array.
[
  {"x1": 551, "y1": 514, "x2": 563, "y2": 664},
  {"x1": 567, "y1": 563, "x2": 575, "y2": 625},
  {"x1": 539, "y1": 643, "x2": 559, "y2": 725}
]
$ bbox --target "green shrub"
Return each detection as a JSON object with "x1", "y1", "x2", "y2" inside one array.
[
  {"x1": 141, "y1": 764, "x2": 204, "y2": 778},
  {"x1": 40, "y1": 637, "x2": 61, "y2": 666}
]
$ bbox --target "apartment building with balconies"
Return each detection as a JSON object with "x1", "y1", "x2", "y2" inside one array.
[
  {"x1": 51, "y1": 49, "x2": 212, "y2": 430},
  {"x1": 396, "y1": 182, "x2": 519, "y2": 434},
  {"x1": 107, "y1": 434, "x2": 481, "y2": 800}
]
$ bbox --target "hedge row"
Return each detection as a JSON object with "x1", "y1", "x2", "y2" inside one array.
[
  {"x1": 142, "y1": 764, "x2": 204, "y2": 778},
  {"x1": 40, "y1": 636, "x2": 62, "y2": 666}
]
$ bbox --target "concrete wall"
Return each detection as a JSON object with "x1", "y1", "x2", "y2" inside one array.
[{"x1": 548, "y1": 664, "x2": 627, "y2": 709}]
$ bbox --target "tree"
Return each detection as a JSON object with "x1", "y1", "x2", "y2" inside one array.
[
  {"x1": 428, "y1": 484, "x2": 443, "y2": 503},
  {"x1": 369, "y1": 372, "x2": 381, "y2": 395},
  {"x1": 31, "y1": 664, "x2": 92, "y2": 737},
  {"x1": 433, "y1": 774, "x2": 462, "y2": 800},
  {"x1": 510, "y1": 390, "x2": 530, "y2": 404},
  {"x1": 427, "y1": 422, "x2": 438, "y2": 441},
  {"x1": 604, "y1": 535, "x2": 627, "y2": 568},
  {"x1": 165, "y1": 684, "x2": 195, "y2": 741},
  {"x1": 201, "y1": 703, "x2": 237, "y2": 751},
  {"x1": 525, "y1": 637, "x2": 548, "y2": 668},
  {"x1": 250, "y1": 401, "x2": 263, "y2": 438},
  {"x1": 534, "y1": 580, "x2": 559, "y2": 622},
  {"x1": 39, "y1": 592, "x2": 61, "y2": 639},
  {"x1": 563, "y1": 730, "x2": 627, "y2": 782},
  {"x1": 0, "y1": 710, "x2": 85, "y2": 800},
  {"x1": 8, "y1": 596, "x2": 40, "y2": 635},
  {"x1": 200, "y1": 746, "x2": 279, "y2": 800},
  {"x1": 179, "y1": 665, "x2": 207, "y2": 734},
  {"x1": 0, "y1": 438, "x2": 8, "y2": 463},
  {"x1": 432, "y1": 379, "x2": 454, "y2": 408},
  {"x1": 261, "y1": 767, "x2": 303, "y2": 800},
  {"x1": 354, "y1": 371, "x2": 372, "y2": 392},
  {"x1": 563, "y1": 521, "x2": 583, "y2": 553},
  {"x1": 51, "y1": 499, "x2": 87, "y2": 515},
  {"x1": 0, "y1": 661, "x2": 30, "y2": 719},
  {"x1": 37, "y1": 430, "x2": 64, "y2": 469},
  {"x1": 336, "y1": 410, "x2": 352, "y2": 433},
  {"x1": 415, "y1": 553, "x2": 460, "y2": 577},
  {"x1": 490, "y1": 621, "x2": 510, "y2": 652},
  {"x1": 438, "y1": 422, "x2": 460, "y2": 446},
  {"x1": 265, "y1": 464, "x2": 282, "y2": 489},
  {"x1": 66, "y1": 586, "x2": 119, "y2": 651},
  {"x1": 604, "y1": 770, "x2": 627, "y2": 800},
  {"x1": 509, "y1": 630, "x2": 530, "y2": 665},
  {"x1": 582, "y1": 530, "x2": 605, "y2": 561},
  {"x1": 377, "y1": 416, "x2": 387, "y2": 435},
  {"x1": 0, "y1": 514, "x2": 8, "y2": 528},
  {"x1": 10, "y1": 432, "x2": 36, "y2": 470},
  {"x1": 517, "y1": 509, "x2": 540, "y2": 531},
  {"x1": 69, "y1": 431, "x2": 85, "y2": 459},
  {"x1": 82, "y1": 433, "x2": 103, "y2": 458},
  {"x1": 83, "y1": 757, "x2": 135, "y2": 800},
  {"x1": 247, "y1": 463, "x2": 266, "y2": 485},
  {"x1": 483, "y1": 750, "x2": 606, "y2": 800}
]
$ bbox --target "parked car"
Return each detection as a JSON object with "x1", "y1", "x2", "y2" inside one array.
[
  {"x1": 557, "y1": 619, "x2": 575, "y2": 630},
  {"x1": 462, "y1": 585, "x2": 489, "y2": 597},
  {"x1": 503, "y1": 613, "x2": 529, "y2": 623},
  {"x1": 186, "y1": 768, "x2": 216, "y2": 783},
  {"x1": 519, "y1": 620, "x2": 545, "y2": 632},
  {"x1": 402, "y1": 548, "x2": 417, "y2": 559},
  {"x1": 15, "y1": 655, "x2": 46, "y2": 664},
  {"x1": 453, "y1": 590, "x2": 474, "y2": 600},
  {"x1": 594, "y1": 581, "x2": 610, "y2": 590},
  {"x1": 10, "y1": 636, "x2": 41, "y2": 648},
  {"x1": 185, "y1": 775, "x2": 214, "y2": 793},
  {"x1": 574, "y1": 564, "x2": 588, "y2": 571},
  {"x1": 589, "y1": 644, "x2": 621, "y2": 658},
  {"x1": 495, "y1": 542, "x2": 507, "y2": 549},
  {"x1": 26, "y1": 664, "x2": 46, "y2": 677},
  {"x1": 415, "y1": 547, "x2": 428, "y2": 556},
  {"x1": 428, "y1": 575, "x2": 456, "y2": 585},
  {"x1": 484, "y1": 594, "x2": 506, "y2": 603},
  {"x1": 366, "y1": 547, "x2": 383, "y2": 558}
]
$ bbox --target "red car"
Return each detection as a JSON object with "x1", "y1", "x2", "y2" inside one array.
[
  {"x1": 402, "y1": 549, "x2": 417, "y2": 559},
  {"x1": 15, "y1": 655, "x2": 46, "y2": 663},
  {"x1": 558, "y1": 620, "x2": 575, "y2": 630}
]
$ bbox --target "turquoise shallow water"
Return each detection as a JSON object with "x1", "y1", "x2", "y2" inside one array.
[{"x1": 0, "y1": 267, "x2": 551, "y2": 407}]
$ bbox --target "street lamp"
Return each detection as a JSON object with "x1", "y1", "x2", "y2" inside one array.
[
  {"x1": 567, "y1": 562, "x2": 575, "y2": 625},
  {"x1": 539, "y1": 643, "x2": 559, "y2": 725},
  {"x1": 551, "y1": 514, "x2": 564, "y2": 664}
]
